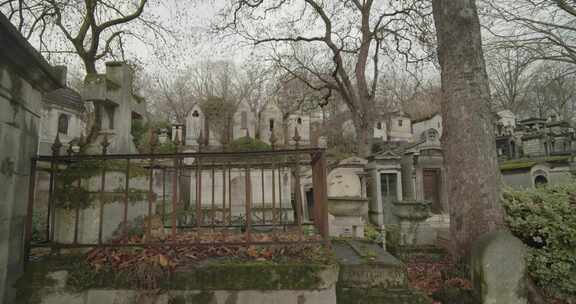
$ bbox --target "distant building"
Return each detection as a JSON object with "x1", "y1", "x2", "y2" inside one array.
[
  {"x1": 38, "y1": 67, "x2": 85, "y2": 155},
  {"x1": 497, "y1": 115, "x2": 575, "y2": 189},
  {"x1": 412, "y1": 113, "x2": 442, "y2": 143},
  {"x1": 185, "y1": 99, "x2": 319, "y2": 149}
]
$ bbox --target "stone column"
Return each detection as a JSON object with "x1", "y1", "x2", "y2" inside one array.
[
  {"x1": 366, "y1": 167, "x2": 383, "y2": 227},
  {"x1": 104, "y1": 62, "x2": 136, "y2": 154}
]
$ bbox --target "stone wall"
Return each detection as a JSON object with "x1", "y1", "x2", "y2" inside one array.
[
  {"x1": 17, "y1": 260, "x2": 339, "y2": 304},
  {"x1": 0, "y1": 65, "x2": 42, "y2": 304},
  {"x1": 38, "y1": 104, "x2": 84, "y2": 155},
  {"x1": 501, "y1": 170, "x2": 533, "y2": 189},
  {"x1": 412, "y1": 114, "x2": 442, "y2": 142},
  {"x1": 523, "y1": 138, "x2": 544, "y2": 157},
  {"x1": 502, "y1": 164, "x2": 573, "y2": 189},
  {"x1": 0, "y1": 16, "x2": 61, "y2": 301}
]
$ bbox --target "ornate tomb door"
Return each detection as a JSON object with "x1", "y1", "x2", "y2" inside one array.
[{"x1": 423, "y1": 169, "x2": 441, "y2": 213}]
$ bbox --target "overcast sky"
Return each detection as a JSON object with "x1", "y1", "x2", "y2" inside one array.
[{"x1": 36, "y1": 1, "x2": 257, "y2": 83}]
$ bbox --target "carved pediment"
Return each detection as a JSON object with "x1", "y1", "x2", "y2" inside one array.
[{"x1": 370, "y1": 149, "x2": 403, "y2": 161}]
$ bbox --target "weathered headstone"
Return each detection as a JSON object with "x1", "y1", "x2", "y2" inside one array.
[{"x1": 471, "y1": 230, "x2": 528, "y2": 304}]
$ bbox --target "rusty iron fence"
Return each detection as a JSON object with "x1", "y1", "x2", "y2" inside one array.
[{"x1": 25, "y1": 135, "x2": 329, "y2": 257}]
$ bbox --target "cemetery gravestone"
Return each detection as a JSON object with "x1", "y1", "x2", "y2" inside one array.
[{"x1": 471, "y1": 230, "x2": 528, "y2": 304}]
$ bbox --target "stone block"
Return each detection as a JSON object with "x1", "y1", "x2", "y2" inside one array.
[
  {"x1": 334, "y1": 240, "x2": 407, "y2": 289},
  {"x1": 472, "y1": 230, "x2": 527, "y2": 304},
  {"x1": 85, "y1": 289, "x2": 137, "y2": 304},
  {"x1": 41, "y1": 292, "x2": 84, "y2": 304},
  {"x1": 329, "y1": 215, "x2": 365, "y2": 238}
]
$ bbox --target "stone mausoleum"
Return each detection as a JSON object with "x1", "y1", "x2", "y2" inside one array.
[
  {"x1": 495, "y1": 112, "x2": 575, "y2": 188},
  {"x1": 0, "y1": 13, "x2": 63, "y2": 303}
]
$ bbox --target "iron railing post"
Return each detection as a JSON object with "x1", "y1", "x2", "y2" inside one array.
[
  {"x1": 98, "y1": 135, "x2": 110, "y2": 245},
  {"x1": 24, "y1": 158, "x2": 37, "y2": 262},
  {"x1": 47, "y1": 133, "x2": 62, "y2": 243},
  {"x1": 312, "y1": 150, "x2": 329, "y2": 245},
  {"x1": 245, "y1": 162, "x2": 252, "y2": 243}
]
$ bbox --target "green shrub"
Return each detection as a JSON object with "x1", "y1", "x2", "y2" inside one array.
[
  {"x1": 226, "y1": 137, "x2": 271, "y2": 152},
  {"x1": 502, "y1": 184, "x2": 576, "y2": 300},
  {"x1": 132, "y1": 120, "x2": 172, "y2": 153},
  {"x1": 364, "y1": 224, "x2": 384, "y2": 244}
]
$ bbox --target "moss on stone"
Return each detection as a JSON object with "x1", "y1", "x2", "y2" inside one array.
[
  {"x1": 165, "y1": 263, "x2": 329, "y2": 290},
  {"x1": 500, "y1": 161, "x2": 537, "y2": 171},
  {"x1": 393, "y1": 245, "x2": 448, "y2": 262},
  {"x1": 21, "y1": 255, "x2": 336, "y2": 294},
  {"x1": 226, "y1": 137, "x2": 271, "y2": 152},
  {"x1": 500, "y1": 155, "x2": 570, "y2": 171},
  {"x1": 385, "y1": 224, "x2": 402, "y2": 254},
  {"x1": 15, "y1": 256, "x2": 84, "y2": 304},
  {"x1": 52, "y1": 159, "x2": 150, "y2": 209}
]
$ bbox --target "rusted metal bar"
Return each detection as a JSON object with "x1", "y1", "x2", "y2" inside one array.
[
  {"x1": 24, "y1": 158, "x2": 37, "y2": 262},
  {"x1": 122, "y1": 159, "x2": 130, "y2": 240},
  {"x1": 312, "y1": 151, "x2": 329, "y2": 245},
  {"x1": 73, "y1": 178, "x2": 81, "y2": 244},
  {"x1": 227, "y1": 164, "x2": 232, "y2": 225},
  {"x1": 261, "y1": 166, "x2": 265, "y2": 224},
  {"x1": 245, "y1": 163, "x2": 252, "y2": 243},
  {"x1": 146, "y1": 157, "x2": 155, "y2": 241},
  {"x1": 278, "y1": 167, "x2": 283, "y2": 228},
  {"x1": 171, "y1": 159, "x2": 178, "y2": 239},
  {"x1": 271, "y1": 162, "x2": 277, "y2": 225},
  {"x1": 46, "y1": 163, "x2": 58, "y2": 241},
  {"x1": 311, "y1": 155, "x2": 320, "y2": 231},
  {"x1": 98, "y1": 137, "x2": 110, "y2": 245},
  {"x1": 162, "y1": 168, "x2": 166, "y2": 227},
  {"x1": 211, "y1": 161, "x2": 215, "y2": 228},
  {"x1": 47, "y1": 135, "x2": 62, "y2": 242},
  {"x1": 196, "y1": 156, "x2": 203, "y2": 228},
  {"x1": 98, "y1": 175, "x2": 106, "y2": 244},
  {"x1": 222, "y1": 164, "x2": 226, "y2": 225},
  {"x1": 140, "y1": 222, "x2": 309, "y2": 229},
  {"x1": 293, "y1": 154, "x2": 304, "y2": 240},
  {"x1": 36, "y1": 147, "x2": 325, "y2": 162},
  {"x1": 32, "y1": 239, "x2": 324, "y2": 249}
]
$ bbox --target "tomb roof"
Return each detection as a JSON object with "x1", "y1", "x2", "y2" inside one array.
[{"x1": 0, "y1": 13, "x2": 62, "y2": 91}]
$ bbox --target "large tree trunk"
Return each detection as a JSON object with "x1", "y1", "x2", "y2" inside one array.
[
  {"x1": 432, "y1": 0, "x2": 505, "y2": 260},
  {"x1": 82, "y1": 56, "x2": 98, "y2": 75},
  {"x1": 353, "y1": 118, "x2": 373, "y2": 158}
]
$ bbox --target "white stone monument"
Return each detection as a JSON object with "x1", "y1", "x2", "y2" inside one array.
[{"x1": 327, "y1": 157, "x2": 369, "y2": 238}]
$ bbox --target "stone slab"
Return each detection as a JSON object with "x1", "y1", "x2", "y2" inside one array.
[
  {"x1": 337, "y1": 287, "x2": 432, "y2": 304},
  {"x1": 39, "y1": 288, "x2": 336, "y2": 304},
  {"x1": 333, "y1": 240, "x2": 407, "y2": 289}
]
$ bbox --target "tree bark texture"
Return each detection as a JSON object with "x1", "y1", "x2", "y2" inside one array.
[
  {"x1": 353, "y1": 117, "x2": 374, "y2": 158},
  {"x1": 432, "y1": 0, "x2": 505, "y2": 259}
]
